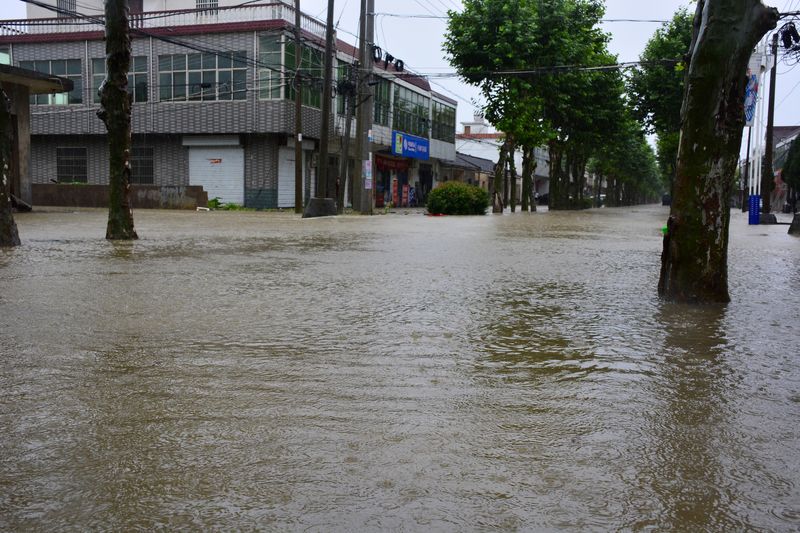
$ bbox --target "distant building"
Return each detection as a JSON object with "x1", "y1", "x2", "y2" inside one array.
[{"x1": 455, "y1": 113, "x2": 549, "y2": 201}]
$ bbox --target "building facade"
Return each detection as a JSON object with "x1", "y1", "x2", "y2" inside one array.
[{"x1": 0, "y1": 1, "x2": 457, "y2": 209}]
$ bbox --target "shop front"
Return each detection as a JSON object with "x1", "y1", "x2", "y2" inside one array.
[{"x1": 374, "y1": 154, "x2": 411, "y2": 207}]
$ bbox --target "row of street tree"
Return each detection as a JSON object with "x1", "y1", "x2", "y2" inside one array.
[{"x1": 445, "y1": 0, "x2": 686, "y2": 212}]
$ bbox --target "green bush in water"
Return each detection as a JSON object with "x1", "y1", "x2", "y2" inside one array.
[{"x1": 426, "y1": 181, "x2": 490, "y2": 215}]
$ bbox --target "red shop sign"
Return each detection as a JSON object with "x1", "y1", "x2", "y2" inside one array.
[{"x1": 375, "y1": 156, "x2": 409, "y2": 172}]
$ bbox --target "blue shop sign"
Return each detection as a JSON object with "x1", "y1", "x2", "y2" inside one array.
[{"x1": 391, "y1": 131, "x2": 430, "y2": 160}]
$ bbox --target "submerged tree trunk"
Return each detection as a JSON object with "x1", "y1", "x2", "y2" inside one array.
[
  {"x1": 521, "y1": 145, "x2": 535, "y2": 212},
  {"x1": 98, "y1": 0, "x2": 137, "y2": 240},
  {"x1": 508, "y1": 138, "x2": 517, "y2": 213},
  {"x1": 659, "y1": 0, "x2": 777, "y2": 302},
  {"x1": 0, "y1": 89, "x2": 20, "y2": 247},
  {"x1": 493, "y1": 140, "x2": 508, "y2": 213}
]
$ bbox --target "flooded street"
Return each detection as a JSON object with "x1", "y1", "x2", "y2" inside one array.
[{"x1": 2, "y1": 205, "x2": 799, "y2": 530}]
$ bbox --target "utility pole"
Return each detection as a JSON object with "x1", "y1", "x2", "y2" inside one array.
[
  {"x1": 761, "y1": 32, "x2": 779, "y2": 214},
  {"x1": 294, "y1": 0, "x2": 303, "y2": 214},
  {"x1": 354, "y1": 0, "x2": 375, "y2": 214},
  {"x1": 336, "y1": 63, "x2": 356, "y2": 214},
  {"x1": 302, "y1": 0, "x2": 337, "y2": 217}
]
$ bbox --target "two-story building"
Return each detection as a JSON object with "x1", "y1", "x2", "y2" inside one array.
[{"x1": 0, "y1": 0, "x2": 457, "y2": 209}]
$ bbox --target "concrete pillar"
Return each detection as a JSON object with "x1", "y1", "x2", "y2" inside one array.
[{"x1": 10, "y1": 84, "x2": 32, "y2": 205}]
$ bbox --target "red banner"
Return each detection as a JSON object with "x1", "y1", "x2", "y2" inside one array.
[{"x1": 375, "y1": 156, "x2": 410, "y2": 172}]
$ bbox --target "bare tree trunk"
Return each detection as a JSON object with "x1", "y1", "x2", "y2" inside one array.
[
  {"x1": 659, "y1": 0, "x2": 777, "y2": 302},
  {"x1": 0, "y1": 89, "x2": 20, "y2": 247},
  {"x1": 98, "y1": 0, "x2": 137, "y2": 240}
]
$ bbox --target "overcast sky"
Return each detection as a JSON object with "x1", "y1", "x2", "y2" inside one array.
[{"x1": 5, "y1": 0, "x2": 800, "y2": 131}]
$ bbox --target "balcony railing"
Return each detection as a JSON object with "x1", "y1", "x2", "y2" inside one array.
[{"x1": 0, "y1": 2, "x2": 325, "y2": 38}]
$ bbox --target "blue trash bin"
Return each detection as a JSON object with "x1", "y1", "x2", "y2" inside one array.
[{"x1": 748, "y1": 194, "x2": 760, "y2": 225}]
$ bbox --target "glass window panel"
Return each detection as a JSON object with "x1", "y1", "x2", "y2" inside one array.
[
  {"x1": 158, "y1": 55, "x2": 171, "y2": 72},
  {"x1": 173, "y1": 72, "x2": 186, "y2": 99},
  {"x1": 67, "y1": 59, "x2": 81, "y2": 75},
  {"x1": 233, "y1": 51, "x2": 247, "y2": 68},
  {"x1": 188, "y1": 71, "x2": 202, "y2": 100},
  {"x1": 92, "y1": 58, "x2": 105, "y2": 75},
  {"x1": 134, "y1": 74, "x2": 148, "y2": 102},
  {"x1": 202, "y1": 70, "x2": 216, "y2": 100},
  {"x1": 133, "y1": 56, "x2": 147, "y2": 72},
  {"x1": 19, "y1": 60, "x2": 34, "y2": 71},
  {"x1": 187, "y1": 53, "x2": 201, "y2": 70},
  {"x1": 172, "y1": 54, "x2": 186, "y2": 70},
  {"x1": 159, "y1": 72, "x2": 172, "y2": 101},
  {"x1": 51, "y1": 60, "x2": 66, "y2": 75},
  {"x1": 232, "y1": 69, "x2": 246, "y2": 100},
  {"x1": 218, "y1": 52, "x2": 231, "y2": 69},
  {"x1": 202, "y1": 53, "x2": 216, "y2": 70}
]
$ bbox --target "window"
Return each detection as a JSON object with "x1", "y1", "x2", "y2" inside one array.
[
  {"x1": 56, "y1": 147, "x2": 87, "y2": 183},
  {"x1": 196, "y1": 0, "x2": 218, "y2": 9},
  {"x1": 92, "y1": 56, "x2": 148, "y2": 103},
  {"x1": 0, "y1": 46, "x2": 10, "y2": 66},
  {"x1": 130, "y1": 147, "x2": 154, "y2": 184},
  {"x1": 158, "y1": 51, "x2": 246, "y2": 102},
  {"x1": 284, "y1": 38, "x2": 324, "y2": 108},
  {"x1": 336, "y1": 60, "x2": 355, "y2": 116},
  {"x1": 393, "y1": 85, "x2": 429, "y2": 138},
  {"x1": 57, "y1": 0, "x2": 76, "y2": 18},
  {"x1": 20, "y1": 59, "x2": 82, "y2": 105},
  {"x1": 431, "y1": 101, "x2": 456, "y2": 143},
  {"x1": 373, "y1": 77, "x2": 391, "y2": 127},
  {"x1": 258, "y1": 35, "x2": 283, "y2": 100}
]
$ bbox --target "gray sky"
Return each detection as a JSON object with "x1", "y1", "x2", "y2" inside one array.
[{"x1": 5, "y1": 0, "x2": 800, "y2": 130}]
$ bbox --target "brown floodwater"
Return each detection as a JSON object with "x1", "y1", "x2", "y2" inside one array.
[{"x1": 1, "y1": 205, "x2": 799, "y2": 530}]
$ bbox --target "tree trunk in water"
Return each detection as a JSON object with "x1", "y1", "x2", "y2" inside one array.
[
  {"x1": 492, "y1": 141, "x2": 507, "y2": 213},
  {"x1": 659, "y1": 0, "x2": 777, "y2": 302},
  {"x1": 521, "y1": 146, "x2": 531, "y2": 212},
  {"x1": 0, "y1": 90, "x2": 20, "y2": 247},
  {"x1": 99, "y1": 0, "x2": 137, "y2": 240},
  {"x1": 508, "y1": 138, "x2": 517, "y2": 213},
  {"x1": 548, "y1": 141, "x2": 563, "y2": 210}
]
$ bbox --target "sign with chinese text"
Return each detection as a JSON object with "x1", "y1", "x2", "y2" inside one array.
[{"x1": 392, "y1": 131, "x2": 429, "y2": 160}]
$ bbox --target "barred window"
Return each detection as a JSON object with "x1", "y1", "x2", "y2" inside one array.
[
  {"x1": 56, "y1": 147, "x2": 87, "y2": 183},
  {"x1": 57, "y1": 0, "x2": 76, "y2": 18},
  {"x1": 431, "y1": 101, "x2": 456, "y2": 143},
  {"x1": 158, "y1": 51, "x2": 247, "y2": 102},
  {"x1": 130, "y1": 147, "x2": 154, "y2": 185},
  {"x1": 20, "y1": 59, "x2": 82, "y2": 105},
  {"x1": 92, "y1": 56, "x2": 148, "y2": 103},
  {"x1": 196, "y1": 0, "x2": 218, "y2": 9}
]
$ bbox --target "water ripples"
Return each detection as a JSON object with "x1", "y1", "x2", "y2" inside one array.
[{"x1": 2, "y1": 206, "x2": 800, "y2": 530}]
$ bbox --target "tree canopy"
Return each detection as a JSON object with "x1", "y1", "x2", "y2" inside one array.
[
  {"x1": 446, "y1": 0, "x2": 653, "y2": 209},
  {"x1": 627, "y1": 9, "x2": 693, "y2": 191}
]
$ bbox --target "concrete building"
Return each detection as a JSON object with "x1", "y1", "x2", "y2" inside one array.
[{"x1": 0, "y1": 0, "x2": 457, "y2": 209}]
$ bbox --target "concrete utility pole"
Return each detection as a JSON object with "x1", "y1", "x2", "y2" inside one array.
[
  {"x1": 354, "y1": 0, "x2": 375, "y2": 214},
  {"x1": 761, "y1": 32, "x2": 779, "y2": 214},
  {"x1": 294, "y1": 0, "x2": 303, "y2": 214},
  {"x1": 302, "y1": 0, "x2": 337, "y2": 217},
  {"x1": 336, "y1": 64, "x2": 356, "y2": 214}
]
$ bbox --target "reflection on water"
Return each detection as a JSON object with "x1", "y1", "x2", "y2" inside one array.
[{"x1": 1, "y1": 206, "x2": 799, "y2": 530}]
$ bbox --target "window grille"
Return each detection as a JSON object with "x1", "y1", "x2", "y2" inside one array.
[
  {"x1": 130, "y1": 147, "x2": 155, "y2": 185},
  {"x1": 56, "y1": 147, "x2": 88, "y2": 183},
  {"x1": 57, "y1": 0, "x2": 76, "y2": 18}
]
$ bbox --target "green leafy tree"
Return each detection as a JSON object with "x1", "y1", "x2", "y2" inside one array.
[
  {"x1": 446, "y1": 0, "x2": 650, "y2": 211},
  {"x1": 627, "y1": 9, "x2": 693, "y2": 193}
]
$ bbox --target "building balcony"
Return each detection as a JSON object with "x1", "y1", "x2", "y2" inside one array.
[{"x1": 0, "y1": 1, "x2": 324, "y2": 40}]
